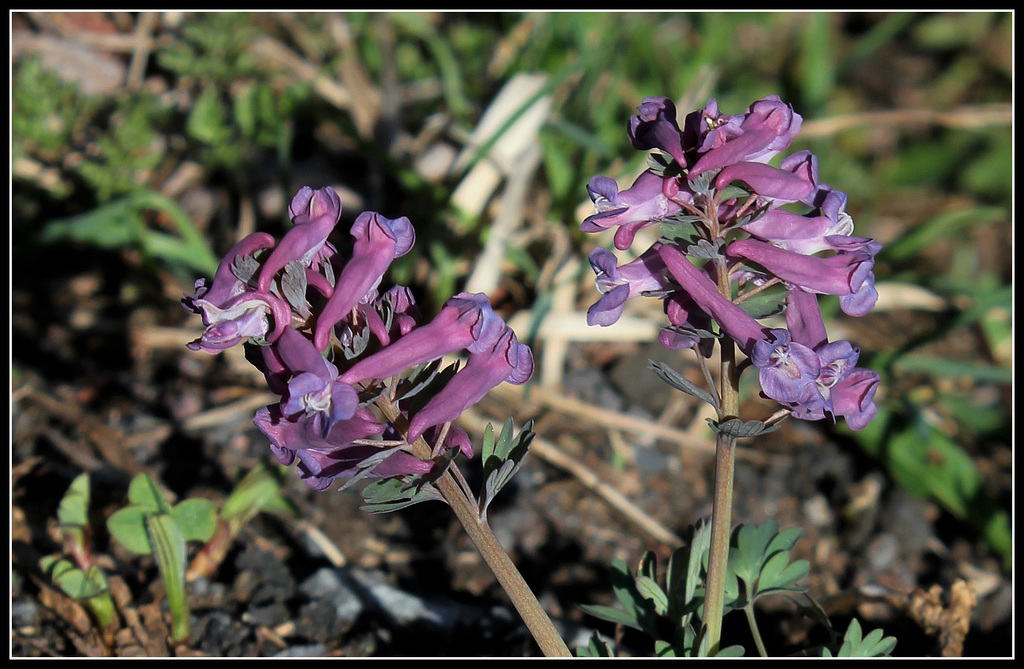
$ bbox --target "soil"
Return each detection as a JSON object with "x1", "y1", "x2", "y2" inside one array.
[{"x1": 10, "y1": 245, "x2": 1013, "y2": 656}]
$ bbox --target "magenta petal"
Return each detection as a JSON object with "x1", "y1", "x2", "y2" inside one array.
[
  {"x1": 658, "y1": 245, "x2": 768, "y2": 356},
  {"x1": 785, "y1": 290, "x2": 828, "y2": 351},
  {"x1": 312, "y1": 211, "x2": 414, "y2": 351},
  {"x1": 716, "y1": 162, "x2": 814, "y2": 203},
  {"x1": 406, "y1": 330, "x2": 532, "y2": 442},
  {"x1": 338, "y1": 292, "x2": 498, "y2": 385},
  {"x1": 257, "y1": 188, "x2": 342, "y2": 293}
]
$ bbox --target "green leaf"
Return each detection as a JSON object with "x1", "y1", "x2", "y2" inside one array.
[
  {"x1": 755, "y1": 551, "x2": 809, "y2": 596},
  {"x1": 648, "y1": 360, "x2": 718, "y2": 408},
  {"x1": 728, "y1": 522, "x2": 807, "y2": 604},
  {"x1": 127, "y1": 473, "x2": 172, "y2": 514},
  {"x1": 220, "y1": 461, "x2": 296, "y2": 530},
  {"x1": 635, "y1": 575, "x2": 669, "y2": 616},
  {"x1": 56, "y1": 473, "x2": 91, "y2": 529},
  {"x1": 882, "y1": 206, "x2": 1005, "y2": 263},
  {"x1": 578, "y1": 603, "x2": 643, "y2": 631},
  {"x1": 360, "y1": 473, "x2": 447, "y2": 514},
  {"x1": 40, "y1": 190, "x2": 218, "y2": 276},
  {"x1": 146, "y1": 513, "x2": 191, "y2": 642},
  {"x1": 665, "y1": 520, "x2": 711, "y2": 624},
  {"x1": 713, "y1": 645, "x2": 746, "y2": 657},
  {"x1": 831, "y1": 618, "x2": 897, "y2": 657},
  {"x1": 187, "y1": 86, "x2": 232, "y2": 146},
  {"x1": 107, "y1": 506, "x2": 154, "y2": 555},
  {"x1": 575, "y1": 631, "x2": 615, "y2": 657},
  {"x1": 735, "y1": 282, "x2": 789, "y2": 320},
  {"x1": 51, "y1": 563, "x2": 109, "y2": 601},
  {"x1": 480, "y1": 419, "x2": 534, "y2": 520},
  {"x1": 854, "y1": 407, "x2": 1011, "y2": 569},
  {"x1": 171, "y1": 498, "x2": 218, "y2": 543},
  {"x1": 707, "y1": 417, "x2": 783, "y2": 439}
]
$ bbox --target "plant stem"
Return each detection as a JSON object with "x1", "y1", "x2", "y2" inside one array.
[
  {"x1": 743, "y1": 604, "x2": 768, "y2": 657},
  {"x1": 702, "y1": 429, "x2": 737, "y2": 654},
  {"x1": 703, "y1": 259, "x2": 741, "y2": 653},
  {"x1": 436, "y1": 471, "x2": 572, "y2": 657},
  {"x1": 375, "y1": 396, "x2": 571, "y2": 657}
]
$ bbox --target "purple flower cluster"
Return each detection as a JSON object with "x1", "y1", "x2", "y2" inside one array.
[
  {"x1": 582, "y1": 96, "x2": 879, "y2": 430},
  {"x1": 184, "y1": 187, "x2": 533, "y2": 490}
]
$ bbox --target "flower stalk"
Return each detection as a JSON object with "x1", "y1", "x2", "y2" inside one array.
[{"x1": 374, "y1": 395, "x2": 571, "y2": 657}]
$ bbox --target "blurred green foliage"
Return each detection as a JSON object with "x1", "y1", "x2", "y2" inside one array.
[{"x1": 13, "y1": 11, "x2": 1012, "y2": 569}]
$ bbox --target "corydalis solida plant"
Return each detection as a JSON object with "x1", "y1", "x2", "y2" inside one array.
[
  {"x1": 580, "y1": 95, "x2": 883, "y2": 656},
  {"x1": 584, "y1": 95, "x2": 880, "y2": 431},
  {"x1": 183, "y1": 186, "x2": 570, "y2": 657}
]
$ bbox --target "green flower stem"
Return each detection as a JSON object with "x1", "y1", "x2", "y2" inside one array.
[
  {"x1": 704, "y1": 258, "x2": 741, "y2": 655},
  {"x1": 436, "y1": 471, "x2": 572, "y2": 658},
  {"x1": 375, "y1": 396, "x2": 571, "y2": 658},
  {"x1": 743, "y1": 604, "x2": 768, "y2": 657},
  {"x1": 703, "y1": 429, "x2": 737, "y2": 654}
]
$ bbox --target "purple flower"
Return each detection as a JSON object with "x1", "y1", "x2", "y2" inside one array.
[
  {"x1": 273, "y1": 326, "x2": 358, "y2": 437},
  {"x1": 752, "y1": 329, "x2": 826, "y2": 411},
  {"x1": 185, "y1": 232, "x2": 276, "y2": 308},
  {"x1": 658, "y1": 245, "x2": 769, "y2": 356},
  {"x1": 357, "y1": 285, "x2": 422, "y2": 349},
  {"x1": 739, "y1": 202, "x2": 855, "y2": 257},
  {"x1": 184, "y1": 291, "x2": 291, "y2": 353},
  {"x1": 659, "y1": 290, "x2": 715, "y2": 356},
  {"x1": 780, "y1": 289, "x2": 880, "y2": 430},
  {"x1": 406, "y1": 327, "x2": 534, "y2": 442},
  {"x1": 257, "y1": 186, "x2": 342, "y2": 293},
  {"x1": 182, "y1": 231, "x2": 291, "y2": 353},
  {"x1": 580, "y1": 171, "x2": 685, "y2": 251},
  {"x1": 628, "y1": 97, "x2": 686, "y2": 166},
  {"x1": 339, "y1": 292, "x2": 507, "y2": 385},
  {"x1": 715, "y1": 150, "x2": 817, "y2": 205},
  {"x1": 313, "y1": 211, "x2": 415, "y2": 351},
  {"x1": 784, "y1": 289, "x2": 829, "y2": 351},
  {"x1": 254, "y1": 404, "x2": 421, "y2": 491},
  {"x1": 826, "y1": 367, "x2": 879, "y2": 431},
  {"x1": 689, "y1": 95, "x2": 802, "y2": 178},
  {"x1": 689, "y1": 98, "x2": 744, "y2": 153},
  {"x1": 586, "y1": 245, "x2": 673, "y2": 326},
  {"x1": 726, "y1": 237, "x2": 880, "y2": 316}
]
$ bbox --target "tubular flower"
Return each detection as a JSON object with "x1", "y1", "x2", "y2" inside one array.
[
  {"x1": 581, "y1": 171, "x2": 685, "y2": 251},
  {"x1": 182, "y1": 231, "x2": 289, "y2": 353},
  {"x1": 273, "y1": 326, "x2": 358, "y2": 438},
  {"x1": 658, "y1": 290, "x2": 715, "y2": 356},
  {"x1": 726, "y1": 237, "x2": 880, "y2": 317},
  {"x1": 689, "y1": 95, "x2": 802, "y2": 177},
  {"x1": 253, "y1": 404, "x2": 404, "y2": 491},
  {"x1": 782, "y1": 289, "x2": 880, "y2": 430},
  {"x1": 257, "y1": 186, "x2": 342, "y2": 293},
  {"x1": 313, "y1": 211, "x2": 415, "y2": 351},
  {"x1": 186, "y1": 185, "x2": 535, "y2": 490},
  {"x1": 581, "y1": 95, "x2": 880, "y2": 431},
  {"x1": 407, "y1": 328, "x2": 534, "y2": 443},
  {"x1": 658, "y1": 245, "x2": 769, "y2": 357},
  {"x1": 586, "y1": 245, "x2": 673, "y2": 327},
  {"x1": 628, "y1": 97, "x2": 687, "y2": 166},
  {"x1": 339, "y1": 292, "x2": 507, "y2": 386},
  {"x1": 751, "y1": 329, "x2": 826, "y2": 412}
]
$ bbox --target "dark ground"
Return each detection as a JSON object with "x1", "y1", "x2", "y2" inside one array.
[{"x1": 10, "y1": 245, "x2": 1013, "y2": 656}]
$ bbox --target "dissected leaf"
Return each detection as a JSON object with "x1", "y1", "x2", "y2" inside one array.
[
  {"x1": 648, "y1": 360, "x2": 718, "y2": 408},
  {"x1": 826, "y1": 618, "x2": 897, "y2": 657}
]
